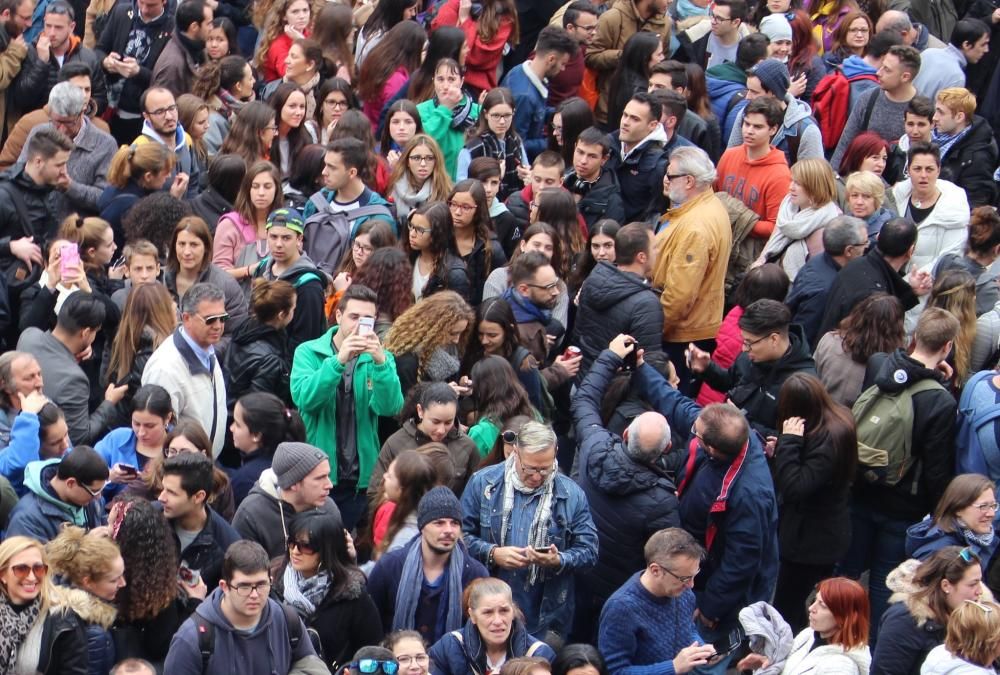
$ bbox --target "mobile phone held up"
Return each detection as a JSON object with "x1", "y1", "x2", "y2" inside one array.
[
  {"x1": 358, "y1": 317, "x2": 375, "y2": 336},
  {"x1": 59, "y1": 243, "x2": 80, "y2": 279},
  {"x1": 622, "y1": 340, "x2": 638, "y2": 371}
]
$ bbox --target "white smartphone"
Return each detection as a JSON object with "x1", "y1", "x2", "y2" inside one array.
[{"x1": 358, "y1": 317, "x2": 375, "y2": 336}]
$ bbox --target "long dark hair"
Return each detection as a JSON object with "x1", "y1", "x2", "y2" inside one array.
[
  {"x1": 536, "y1": 188, "x2": 583, "y2": 280},
  {"x1": 375, "y1": 450, "x2": 438, "y2": 555},
  {"x1": 112, "y1": 495, "x2": 178, "y2": 621},
  {"x1": 358, "y1": 21, "x2": 427, "y2": 105},
  {"x1": 837, "y1": 293, "x2": 905, "y2": 363},
  {"x1": 286, "y1": 509, "x2": 357, "y2": 599},
  {"x1": 408, "y1": 26, "x2": 466, "y2": 102},
  {"x1": 313, "y1": 77, "x2": 358, "y2": 130},
  {"x1": 235, "y1": 392, "x2": 305, "y2": 459},
  {"x1": 470, "y1": 355, "x2": 536, "y2": 424},
  {"x1": 449, "y1": 179, "x2": 494, "y2": 274},
  {"x1": 360, "y1": 0, "x2": 418, "y2": 42},
  {"x1": 573, "y1": 218, "x2": 619, "y2": 288},
  {"x1": 311, "y1": 3, "x2": 354, "y2": 81},
  {"x1": 549, "y1": 97, "x2": 594, "y2": 167},
  {"x1": 269, "y1": 83, "x2": 311, "y2": 175},
  {"x1": 402, "y1": 201, "x2": 457, "y2": 292},
  {"x1": 379, "y1": 99, "x2": 423, "y2": 156},
  {"x1": 220, "y1": 100, "x2": 275, "y2": 168},
  {"x1": 608, "y1": 32, "x2": 662, "y2": 126}
]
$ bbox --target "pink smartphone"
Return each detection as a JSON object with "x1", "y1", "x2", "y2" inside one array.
[{"x1": 59, "y1": 243, "x2": 80, "y2": 278}]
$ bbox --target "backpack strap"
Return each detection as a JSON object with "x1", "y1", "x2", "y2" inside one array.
[
  {"x1": 861, "y1": 91, "x2": 879, "y2": 131},
  {"x1": 309, "y1": 191, "x2": 331, "y2": 214},
  {"x1": 293, "y1": 272, "x2": 324, "y2": 288},
  {"x1": 526, "y1": 641, "x2": 546, "y2": 658},
  {"x1": 193, "y1": 613, "x2": 213, "y2": 673},
  {"x1": 786, "y1": 125, "x2": 802, "y2": 165},
  {"x1": 346, "y1": 204, "x2": 395, "y2": 221},
  {"x1": 450, "y1": 630, "x2": 464, "y2": 644},
  {"x1": 281, "y1": 602, "x2": 302, "y2": 651}
]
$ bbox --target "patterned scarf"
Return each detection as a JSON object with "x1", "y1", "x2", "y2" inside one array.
[
  {"x1": 957, "y1": 517, "x2": 996, "y2": 549},
  {"x1": 282, "y1": 565, "x2": 331, "y2": 618},
  {"x1": 499, "y1": 453, "x2": 556, "y2": 585},
  {"x1": 0, "y1": 596, "x2": 40, "y2": 674},
  {"x1": 932, "y1": 125, "x2": 972, "y2": 162}
]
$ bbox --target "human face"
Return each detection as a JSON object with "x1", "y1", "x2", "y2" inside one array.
[
  {"x1": 50, "y1": 108, "x2": 83, "y2": 139},
  {"x1": 650, "y1": 554, "x2": 699, "y2": 597},
  {"x1": 567, "y1": 12, "x2": 598, "y2": 45},
  {"x1": 956, "y1": 489, "x2": 998, "y2": 535},
  {"x1": 422, "y1": 517, "x2": 460, "y2": 554},
  {"x1": 590, "y1": 233, "x2": 615, "y2": 262},
  {"x1": 408, "y1": 144, "x2": 436, "y2": 183},
  {"x1": 284, "y1": 44, "x2": 311, "y2": 82},
  {"x1": 768, "y1": 39, "x2": 792, "y2": 61},
  {"x1": 137, "y1": 0, "x2": 165, "y2": 22},
  {"x1": 877, "y1": 53, "x2": 907, "y2": 91},
  {"x1": 175, "y1": 230, "x2": 205, "y2": 272},
  {"x1": 574, "y1": 141, "x2": 606, "y2": 181},
  {"x1": 530, "y1": 165, "x2": 562, "y2": 194},
  {"x1": 236, "y1": 63, "x2": 256, "y2": 100},
  {"x1": 37, "y1": 150, "x2": 70, "y2": 188},
  {"x1": 964, "y1": 33, "x2": 989, "y2": 64},
  {"x1": 417, "y1": 401, "x2": 457, "y2": 442},
  {"x1": 284, "y1": 0, "x2": 310, "y2": 32},
  {"x1": 182, "y1": 298, "x2": 227, "y2": 347},
  {"x1": 648, "y1": 72, "x2": 674, "y2": 92},
  {"x1": 908, "y1": 152, "x2": 939, "y2": 195},
  {"x1": 230, "y1": 402, "x2": 257, "y2": 453},
  {"x1": 402, "y1": 1, "x2": 418, "y2": 19},
  {"x1": 521, "y1": 232, "x2": 554, "y2": 260},
  {"x1": 249, "y1": 171, "x2": 277, "y2": 213},
  {"x1": 383, "y1": 459, "x2": 402, "y2": 501},
  {"x1": 128, "y1": 254, "x2": 160, "y2": 285},
  {"x1": 408, "y1": 213, "x2": 432, "y2": 251},
  {"x1": 335, "y1": 298, "x2": 377, "y2": 338},
  {"x1": 189, "y1": 107, "x2": 210, "y2": 140},
  {"x1": 165, "y1": 434, "x2": 202, "y2": 458},
  {"x1": 322, "y1": 151, "x2": 351, "y2": 192},
  {"x1": 514, "y1": 446, "x2": 556, "y2": 489},
  {"x1": 845, "y1": 17, "x2": 870, "y2": 51},
  {"x1": 392, "y1": 636, "x2": 430, "y2": 675},
  {"x1": 389, "y1": 110, "x2": 417, "y2": 146},
  {"x1": 808, "y1": 592, "x2": 840, "y2": 638},
  {"x1": 485, "y1": 102, "x2": 513, "y2": 137},
  {"x1": 195, "y1": 5, "x2": 213, "y2": 40},
  {"x1": 288, "y1": 530, "x2": 321, "y2": 575},
  {"x1": 933, "y1": 102, "x2": 964, "y2": 135},
  {"x1": 521, "y1": 265, "x2": 561, "y2": 311},
  {"x1": 742, "y1": 112, "x2": 775, "y2": 149},
  {"x1": 860, "y1": 149, "x2": 887, "y2": 176},
  {"x1": 144, "y1": 89, "x2": 178, "y2": 136},
  {"x1": 744, "y1": 75, "x2": 766, "y2": 101},
  {"x1": 352, "y1": 233, "x2": 374, "y2": 268},
  {"x1": 206, "y1": 25, "x2": 230, "y2": 59},
  {"x1": 480, "y1": 175, "x2": 501, "y2": 203},
  {"x1": 943, "y1": 564, "x2": 984, "y2": 610},
  {"x1": 158, "y1": 473, "x2": 203, "y2": 520},
  {"x1": 132, "y1": 408, "x2": 168, "y2": 449},
  {"x1": 545, "y1": 51, "x2": 573, "y2": 79},
  {"x1": 788, "y1": 178, "x2": 812, "y2": 209},
  {"x1": 847, "y1": 189, "x2": 877, "y2": 219},
  {"x1": 619, "y1": 100, "x2": 657, "y2": 145},
  {"x1": 448, "y1": 191, "x2": 477, "y2": 228},
  {"x1": 267, "y1": 226, "x2": 301, "y2": 263},
  {"x1": 551, "y1": 113, "x2": 563, "y2": 147},
  {"x1": 87, "y1": 225, "x2": 116, "y2": 266},
  {"x1": 664, "y1": 161, "x2": 692, "y2": 205},
  {"x1": 39, "y1": 416, "x2": 69, "y2": 459},
  {"x1": 740, "y1": 329, "x2": 782, "y2": 363},
  {"x1": 323, "y1": 90, "x2": 350, "y2": 126},
  {"x1": 280, "y1": 90, "x2": 307, "y2": 128},
  {"x1": 11, "y1": 355, "x2": 42, "y2": 397},
  {"x1": 67, "y1": 75, "x2": 92, "y2": 108},
  {"x1": 289, "y1": 459, "x2": 332, "y2": 508},
  {"x1": 222, "y1": 570, "x2": 270, "y2": 621},
  {"x1": 3, "y1": 0, "x2": 32, "y2": 36},
  {"x1": 433, "y1": 65, "x2": 463, "y2": 102},
  {"x1": 2, "y1": 548, "x2": 46, "y2": 606},
  {"x1": 43, "y1": 10, "x2": 73, "y2": 51},
  {"x1": 469, "y1": 593, "x2": 515, "y2": 648},
  {"x1": 767, "y1": 0, "x2": 790, "y2": 11},
  {"x1": 710, "y1": 5, "x2": 736, "y2": 38},
  {"x1": 905, "y1": 112, "x2": 932, "y2": 144},
  {"x1": 84, "y1": 555, "x2": 126, "y2": 602},
  {"x1": 479, "y1": 320, "x2": 505, "y2": 354}
]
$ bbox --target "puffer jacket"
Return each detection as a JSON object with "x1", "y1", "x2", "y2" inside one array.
[
  {"x1": 573, "y1": 349, "x2": 680, "y2": 604},
  {"x1": 429, "y1": 617, "x2": 556, "y2": 675},
  {"x1": 905, "y1": 518, "x2": 999, "y2": 575},
  {"x1": 573, "y1": 169, "x2": 626, "y2": 230},
  {"x1": 10, "y1": 36, "x2": 107, "y2": 116},
  {"x1": 937, "y1": 116, "x2": 998, "y2": 208},
  {"x1": 12, "y1": 594, "x2": 89, "y2": 675},
  {"x1": 456, "y1": 235, "x2": 506, "y2": 307},
  {"x1": 871, "y1": 586, "x2": 945, "y2": 675},
  {"x1": 920, "y1": 645, "x2": 995, "y2": 675},
  {"x1": 783, "y1": 628, "x2": 870, "y2": 675},
  {"x1": 223, "y1": 317, "x2": 292, "y2": 407},
  {"x1": 58, "y1": 586, "x2": 117, "y2": 675},
  {"x1": 891, "y1": 178, "x2": 970, "y2": 273},
  {"x1": 572, "y1": 261, "x2": 662, "y2": 382}
]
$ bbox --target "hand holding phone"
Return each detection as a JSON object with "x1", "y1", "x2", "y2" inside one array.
[
  {"x1": 357, "y1": 316, "x2": 375, "y2": 336},
  {"x1": 59, "y1": 243, "x2": 80, "y2": 280}
]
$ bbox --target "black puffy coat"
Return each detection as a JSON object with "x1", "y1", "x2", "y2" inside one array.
[
  {"x1": 10, "y1": 40, "x2": 107, "y2": 116},
  {"x1": 58, "y1": 587, "x2": 117, "y2": 675},
  {"x1": 574, "y1": 169, "x2": 626, "y2": 231},
  {"x1": 871, "y1": 597, "x2": 945, "y2": 675},
  {"x1": 224, "y1": 318, "x2": 293, "y2": 407},
  {"x1": 189, "y1": 187, "x2": 233, "y2": 233},
  {"x1": 938, "y1": 115, "x2": 998, "y2": 208},
  {"x1": 573, "y1": 350, "x2": 681, "y2": 604},
  {"x1": 573, "y1": 261, "x2": 663, "y2": 383},
  {"x1": 700, "y1": 324, "x2": 816, "y2": 437},
  {"x1": 819, "y1": 249, "x2": 919, "y2": 337},
  {"x1": 417, "y1": 252, "x2": 472, "y2": 303}
]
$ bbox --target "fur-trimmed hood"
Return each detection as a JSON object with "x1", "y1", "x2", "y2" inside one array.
[
  {"x1": 52, "y1": 586, "x2": 117, "y2": 628},
  {"x1": 886, "y1": 558, "x2": 994, "y2": 628}
]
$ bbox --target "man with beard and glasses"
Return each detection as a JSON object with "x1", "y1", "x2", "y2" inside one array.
[
  {"x1": 367, "y1": 486, "x2": 488, "y2": 645},
  {"x1": 131, "y1": 85, "x2": 199, "y2": 197},
  {"x1": 0, "y1": 0, "x2": 32, "y2": 140}
]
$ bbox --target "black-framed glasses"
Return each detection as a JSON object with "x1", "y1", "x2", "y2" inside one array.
[
  {"x1": 324, "y1": 99, "x2": 349, "y2": 109},
  {"x1": 408, "y1": 154, "x2": 436, "y2": 164},
  {"x1": 666, "y1": 173, "x2": 690, "y2": 181},
  {"x1": 657, "y1": 562, "x2": 697, "y2": 584},
  {"x1": 516, "y1": 451, "x2": 555, "y2": 477},
  {"x1": 487, "y1": 112, "x2": 513, "y2": 122},
  {"x1": 571, "y1": 22, "x2": 598, "y2": 32},
  {"x1": 407, "y1": 222, "x2": 432, "y2": 235},
  {"x1": 287, "y1": 537, "x2": 318, "y2": 555},
  {"x1": 709, "y1": 13, "x2": 732, "y2": 21},
  {"x1": 502, "y1": 430, "x2": 518, "y2": 444},
  {"x1": 196, "y1": 313, "x2": 229, "y2": 326},
  {"x1": 353, "y1": 241, "x2": 374, "y2": 254},
  {"x1": 526, "y1": 280, "x2": 560, "y2": 291},
  {"x1": 230, "y1": 580, "x2": 271, "y2": 597},
  {"x1": 351, "y1": 659, "x2": 399, "y2": 675},
  {"x1": 79, "y1": 480, "x2": 107, "y2": 498},
  {"x1": 146, "y1": 104, "x2": 178, "y2": 117},
  {"x1": 741, "y1": 333, "x2": 774, "y2": 350}
]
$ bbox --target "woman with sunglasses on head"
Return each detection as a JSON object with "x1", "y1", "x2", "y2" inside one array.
[
  {"x1": 404, "y1": 201, "x2": 471, "y2": 303},
  {"x1": 0, "y1": 536, "x2": 88, "y2": 675},
  {"x1": 386, "y1": 630, "x2": 431, "y2": 675},
  {"x1": 477, "y1": 414, "x2": 532, "y2": 469},
  {"x1": 448, "y1": 179, "x2": 506, "y2": 307},
  {"x1": 390, "y1": 135, "x2": 454, "y2": 222},
  {"x1": 227, "y1": 391, "x2": 305, "y2": 504},
  {"x1": 94, "y1": 384, "x2": 174, "y2": 499},
  {"x1": 922, "y1": 598, "x2": 1000, "y2": 674},
  {"x1": 873, "y1": 546, "x2": 986, "y2": 675},
  {"x1": 273, "y1": 508, "x2": 383, "y2": 670}
]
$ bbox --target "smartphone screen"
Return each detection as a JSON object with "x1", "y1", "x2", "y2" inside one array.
[
  {"x1": 358, "y1": 317, "x2": 375, "y2": 336},
  {"x1": 60, "y1": 243, "x2": 80, "y2": 278}
]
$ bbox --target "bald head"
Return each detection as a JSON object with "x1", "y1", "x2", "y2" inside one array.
[
  {"x1": 625, "y1": 412, "x2": 672, "y2": 463},
  {"x1": 877, "y1": 10, "x2": 915, "y2": 44}
]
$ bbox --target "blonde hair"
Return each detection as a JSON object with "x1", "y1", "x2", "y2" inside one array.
[
  {"x1": 791, "y1": 158, "x2": 837, "y2": 207},
  {"x1": 123, "y1": 239, "x2": 160, "y2": 265},
  {"x1": 107, "y1": 283, "x2": 177, "y2": 383},
  {"x1": 927, "y1": 271, "x2": 977, "y2": 381},
  {"x1": 388, "y1": 134, "x2": 453, "y2": 203},
  {"x1": 58, "y1": 215, "x2": 112, "y2": 275},
  {"x1": 46, "y1": 525, "x2": 121, "y2": 587},
  {"x1": 845, "y1": 170, "x2": 885, "y2": 211},
  {"x1": 944, "y1": 600, "x2": 1000, "y2": 666},
  {"x1": 384, "y1": 291, "x2": 474, "y2": 378},
  {"x1": 107, "y1": 143, "x2": 175, "y2": 188},
  {"x1": 0, "y1": 537, "x2": 55, "y2": 613},
  {"x1": 937, "y1": 87, "x2": 977, "y2": 120}
]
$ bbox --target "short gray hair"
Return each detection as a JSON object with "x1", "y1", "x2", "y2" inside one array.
[
  {"x1": 181, "y1": 283, "x2": 225, "y2": 315},
  {"x1": 822, "y1": 215, "x2": 868, "y2": 255},
  {"x1": 625, "y1": 414, "x2": 671, "y2": 463},
  {"x1": 879, "y1": 9, "x2": 912, "y2": 34},
  {"x1": 48, "y1": 81, "x2": 86, "y2": 117},
  {"x1": 669, "y1": 146, "x2": 716, "y2": 188},
  {"x1": 515, "y1": 421, "x2": 557, "y2": 455},
  {"x1": 0, "y1": 352, "x2": 32, "y2": 395}
]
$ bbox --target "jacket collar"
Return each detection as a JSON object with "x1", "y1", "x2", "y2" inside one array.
[{"x1": 172, "y1": 329, "x2": 214, "y2": 377}]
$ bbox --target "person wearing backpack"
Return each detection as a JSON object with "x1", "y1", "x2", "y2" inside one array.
[
  {"x1": 252, "y1": 207, "x2": 327, "y2": 352},
  {"x1": 301, "y1": 137, "x2": 396, "y2": 234},
  {"x1": 164, "y1": 539, "x2": 329, "y2": 675},
  {"x1": 840, "y1": 307, "x2": 960, "y2": 642}
]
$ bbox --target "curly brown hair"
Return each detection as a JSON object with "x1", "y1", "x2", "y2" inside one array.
[
  {"x1": 350, "y1": 247, "x2": 414, "y2": 324},
  {"x1": 838, "y1": 293, "x2": 905, "y2": 363},
  {"x1": 110, "y1": 496, "x2": 178, "y2": 621},
  {"x1": 385, "y1": 291, "x2": 474, "y2": 377}
]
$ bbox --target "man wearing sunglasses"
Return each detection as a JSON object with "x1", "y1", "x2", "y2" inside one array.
[
  {"x1": 7, "y1": 445, "x2": 108, "y2": 542},
  {"x1": 165, "y1": 540, "x2": 326, "y2": 674},
  {"x1": 143, "y1": 283, "x2": 229, "y2": 457}
]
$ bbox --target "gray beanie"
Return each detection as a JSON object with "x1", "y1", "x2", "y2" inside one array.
[
  {"x1": 417, "y1": 486, "x2": 463, "y2": 530},
  {"x1": 273, "y1": 442, "x2": 328, "y2": 489},
  {"x1": 758, "y1": 13, "x2": 793, "y2": 42}
]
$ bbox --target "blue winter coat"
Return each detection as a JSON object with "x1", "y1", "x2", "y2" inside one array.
[
  {"x1": 500, "y1": 64, "x2": 549, "y2": 160},
  {"x1": 6, "y1": 459, "x2": 104, "y2": 542},
  {"x1": 905, "y1": 517, "x2": 999, "y2": 575},
  {"x1": 0, "y1": 411, "x2": 47, "y2": 495},
  {"x1": 429, "y1": 616, "x2": 555, "y2": 675},
  {"x1": 786, "y1": 252, "x2": 842, "y2": 350}
]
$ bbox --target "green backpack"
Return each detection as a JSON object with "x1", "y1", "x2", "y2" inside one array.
[{"x1": 852, "y1": 378, "x2": 945, "y2": 488}]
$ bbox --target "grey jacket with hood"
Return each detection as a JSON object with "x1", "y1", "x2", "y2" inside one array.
[{"x1": 726, "y1": 95, "x2": 824, "y2": 163}]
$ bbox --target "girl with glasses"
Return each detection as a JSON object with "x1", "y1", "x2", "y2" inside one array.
[
  {"x1": 403, "y1": 201, "x2": 471, "y2": 302},
  {"x1": 458, "y1": 88, "x2": 529, "y2": 202},
  {"x1": 390, "y1": 135, "x2": 453, "y2": 222},
  {"x1": 0, "y1": 536, "x2": 88, "y2": 675},
  {"x1": 385, "y1": 630, "x2": 431, "y2": 675},
  {"x1": 823, "y1": 11, "x2": 873, "y2": 69},
  {"x1": 314, "y1": 77, "x2": 359, "y2": 144},
  {"x1": 333, "y1": 220, "x2": 398, "y2": 297},
  {"x1": 448, "y1": 179, "x2": 507, "y2": 307},
  {"x1": 273, "y1": 508, "x2": 383, "y2": 670}
]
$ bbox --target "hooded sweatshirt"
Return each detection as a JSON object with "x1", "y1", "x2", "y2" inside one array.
[
  {"x1": 258, "y1": 253, "x2": 327, "y2": 351},
  {"x1": 841, "y1": 55, "x2": 880, "y2": 109},
  {"x1": 707, "y1": 62, "x2": 748, "y2": 138},
  {"x1": 6, "y1": 458, "x2": 104, "y2": 541},
  {"x1": 726, "y1": 96, "x2": 825, "y2": 164},
  {"x1": 714, "y1": 145, "x2": 792, "y2": 239}
]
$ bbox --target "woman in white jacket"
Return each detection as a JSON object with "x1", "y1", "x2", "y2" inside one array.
[
  {"x1": 921, "y1": 599, "x2": 1000, "y2": 674},
  {"x1": 740, "y1": 577, "x2": 872, "y2": 675},
  {"x1": 757, "y1": 158, "x2": 842, "y2": 281}
]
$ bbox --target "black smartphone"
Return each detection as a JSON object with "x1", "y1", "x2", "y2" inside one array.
[
  {"x1": 622, "y1": 340, "x2": 639, "y2": 371},
  {"x1": 118, "y1": 464, "x2": 138, "y2": 476},
  {"x1": 709, "y1": 628, "x2": 743, "y2": 664}
]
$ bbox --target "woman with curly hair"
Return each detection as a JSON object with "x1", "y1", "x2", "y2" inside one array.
[
  {"x1": 925, "y1": 269, "x2": 978, "y2": 384},
  {"x1": 448, "y1": 179, "x2": 506, "y2": 306},
  {"x1": 328, "y1": 220, "x2": 398, "y2": 312},
  {"x1": 219, "y1": 101, "x2": 278, "y2": 169},
  {"x1": 390, "y1": 134, "x2": 454, "y2": 221},
  {"x1": 345, "y1": 248, "x2": 413, "y2": 338},
  {"x1": 256, "y1": 0, "x2": 312, "y2": 83},
  {"x1": 385, "y1": 290, "x2": 475, "y2": 397},
  {"x1": 404, "y1": 201, "x2": 471, "y2": 302},
  {"x1": 109, "y1": 496, "x2": 203, "y2": 663},
  {"x1": 465, "y1": 354, "x2": 538, "y2": 456},
  {"x1": 814, "y1": 293, "x2": 905, "y2": 407},
  {"x1": 46, "y1": 526, "x2": 125, "y2": 675}
]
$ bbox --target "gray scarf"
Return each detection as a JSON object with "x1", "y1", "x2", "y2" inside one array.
[
  {"x1": 424, "y1": 347, "x2": 461, "y2": 383},
  {"x1": 499, "y1": 454, "x2": 556, "y2": 585},
  {"x1": 282, "y1": 565, "x2": 332, "y2": 618},
  {"x1": 0, "y1": 596, "x2": 40, "y2": 675},
  {"x1": 392, "y1": 539, "x2": 466, "y2": 634}
]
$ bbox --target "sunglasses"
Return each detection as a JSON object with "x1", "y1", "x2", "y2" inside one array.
[
  {"x1": 196, "y1": 313, "x2": 230, "y2": 326},
  {"x1": 287, "y1": 537, "x2": 318, "y2": 555},
  {"x1": 6, "y1": 563, "x2": 48, "y2": 580},
  {"x1": 351, "y1": 660, "x2": 399, "y2": 675},
  {"x1": 502, "y1": 430, "x2": 517, "y2": 444}
]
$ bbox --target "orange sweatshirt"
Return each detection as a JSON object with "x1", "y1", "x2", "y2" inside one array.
[{"x1": 714, "y1": 145, "x2": 791, "y2": 239}]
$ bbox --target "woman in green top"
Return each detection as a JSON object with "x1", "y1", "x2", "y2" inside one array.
[
  {"x1": 417, "y1": 58, "x2": 480, "y2": 180},
  {"x1": 465, "y1": 355, "x2": 539, "y2": 457}
]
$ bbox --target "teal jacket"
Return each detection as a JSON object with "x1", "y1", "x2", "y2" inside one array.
[
  {"x1": 417, "y1": 96, "x2": 481, "y2": 180},
  {"x1": 290, "y1": 326, "x2": 404, "y2": 488}
]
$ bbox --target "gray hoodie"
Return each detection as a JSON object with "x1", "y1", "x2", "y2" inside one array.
[{"x1": 726, "y1": 96, "x2": 824, "y2": 162}]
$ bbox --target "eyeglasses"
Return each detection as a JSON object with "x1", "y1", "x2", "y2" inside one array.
[
  {"x1": 666, "y1": 173, "x2": 690, "y2": 181},
  {"x1": 351, "y1": 659, "x2": 399, "y2": 675},
  {"x1": 487, "y1": 112, "x2": 513, "y2": 122},
  {"x1": 79, "y1": 480, "x2": 107, "y2": 498},
  {"x1": 353, "y1": 241, "x2": 374, "y2": 254},
  {"x1": 164, "y1": 445, "x2": 196, "y2": 458},
  {"x1": 409, "y1": 154, "x2": 436, "y2": 164},
  {"x1": 502, "y1": 430, "x2": 518, "y2": 444},
  {"x1": 395, "y1": 654, "x2": 429, "y2": 667},
  {"x1": 448, "y1": 201, "x2": 477, "y2": 213},
  {"x1": 710, "y1": 13, "x2": 732, "y2": 21},
  {"x1": 146, "y1": 104, "x2": 178, "y2": 117},
  {"x1": 6, "y1": 563, "x2": 48, "y2": 580},
  {"x1": 965, "y1": 599, "x2": 994, "y2": 613},
  {"x1": 974, "y1": 501, "x2": 1000, "y2": 512},
  {"x1": 657, "y1": 562, "x2": 697, "y2": 584},
  {"x1": 572, "y1": 22, "x2": 598, "y2": 32},
  {"x1": 516, "y1": 452, "x2": 555, "y2": 477},
  {"x1": 50, "y1": 114, "x2": 81, "y2": 127},
  {"x1": 324, "y1": 99, "x2": 349, "y2": 109},
  {"x1": 229, "y1": 580, "x2": 271, "y2": 597},
  {"x1": 958, "y1": 547, "x2": 980, "y2": 564},
  {"x1": 195, "y1": 313, "x2": 230, "y2": 326},
  {"x1": 287, "y1": 537, "x2": 318, "y2": 555},
  {"x1": 265, "y1": 124, "x2": 278, "y2": 132},
  {"x1": 526, "y1": 280, "x2": 560, "y2": 291},
  {"x1": 741, "y1": 333, "x2": 774, "y2": 350},
  {"x1": 407, "y1": 223, "x2": 432, "y2": 235}
]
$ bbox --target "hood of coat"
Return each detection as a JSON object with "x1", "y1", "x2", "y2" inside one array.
[
  {"x1": 753, "y1": 324, "x2": 814, "y2": 376},
  {"x1": 891, "y1": 179, "x2": 970, "y2": 232},
  {"x1": 782, "y1": 96, "x2": 815, "y2": 128},
  {"x1": 921, "y1": 645, "x2": 996, "y2": 675},
  {"x1": 53, "y1": 586, "x2": 117, "y2": 629},
  {"x1": 586, "y1": 436, "x2": 671, "y2": 496},
  {"x1": 579, "y1": 261, "x2": 652, "y2": 311},
  {"x1": 872, "y1": 348, "x2": 946, "y2": 394}
]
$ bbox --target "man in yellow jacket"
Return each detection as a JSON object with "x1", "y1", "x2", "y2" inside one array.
[
  {"x1": 653, "y1": 145, "x2": 732, "y2": 394},
  {"x1": 0, "y1": 0, "x2": 32, "y2": 140}
]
